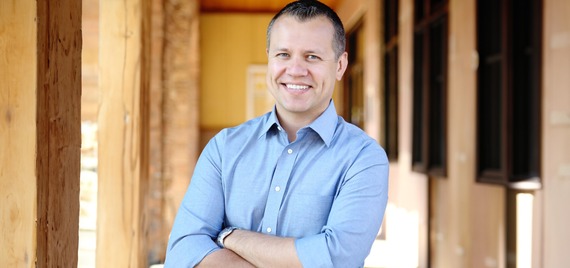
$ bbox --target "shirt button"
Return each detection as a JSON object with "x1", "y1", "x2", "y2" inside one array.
[
  {"x1": 266, "y1": 227, "x2": 272, "y2": 233},
  {"x1": 277, "y1": 126, "x2": 282, "y2": 131},
  {"x1": 287, "y1": 149, "x2": 293, "y2": 154},
  {"x1": 275, "y1": 186, "x2": 281, "y2": 192}
]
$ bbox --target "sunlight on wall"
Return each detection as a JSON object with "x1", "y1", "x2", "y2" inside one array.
[
  {"x1": 365, "y1": 204, "x2": 419, "y2": 268},
  {"x1": 78, "y1": 121, "x2": 98, "y2": 268},
  {"x1": 517, "y1": 193, "x2": 534, "y2": 268}
]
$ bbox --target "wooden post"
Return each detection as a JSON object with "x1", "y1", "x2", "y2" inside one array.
[
  {"x1": 144, "y1": 0, "x2": 201, "y2": 263},
  {"x1": 0, "y1": 2, "x2": 38, "y2": 265},
  {"x1": 146, "y1": 0, "x2": 166, "y2": 263},
  {"x1": 0, "y1": 0, "x2": 82, "y2": 266},
  {"x1": 96, "y1": 0, "x2": 150, "y2": 267},
  {"x1": 161, "y1": 0, "x2": 201, "y2": 246}
]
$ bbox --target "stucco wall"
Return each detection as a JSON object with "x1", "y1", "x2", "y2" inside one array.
[
  {"x1": 200, "y1": 13, "x2": 273, "y2": 129},
  {"x1": 542, "y1": 0, "x2": 570, "y2": 266},
  {"x1": 336, "y1": 0, "x2": 570, "y2": 267}
]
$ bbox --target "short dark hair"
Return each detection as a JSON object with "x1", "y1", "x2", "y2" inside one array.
[{"x1": 267, "y1": 0, "x2": 346, "y2": 59}]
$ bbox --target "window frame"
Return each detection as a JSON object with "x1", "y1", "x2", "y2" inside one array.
[
  {"x1": 343, "y1": 20, "x2": 365, "y2": 130},
  {"x1": 383, "y1": 0, "x2": 399, "y2": 161},
  {"x1": 475, "y1": 0, "x2": 542, "y2": 189},
  {"x1": 412, "y1": 0, "x2": 449, "y2": 177}
]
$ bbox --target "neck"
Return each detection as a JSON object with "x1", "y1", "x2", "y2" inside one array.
[
  {"x1": 276, "y1": 109, "x2": 321, "y2": 143},
  {"x1": 281, "y1": 120, "x2": 307, "y2": 143}
]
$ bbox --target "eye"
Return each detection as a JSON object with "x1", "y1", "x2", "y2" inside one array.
[
  {"x1": 306, "y1": 54, "x2": 322, "y2": 61},
  {"x1": 276, "y1": 52, "x2": 290, "y2": 58}
]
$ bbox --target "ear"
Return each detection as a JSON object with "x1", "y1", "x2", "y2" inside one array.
[{"x1": 336, "y1": 52, "x2": 348, "y2": 81}]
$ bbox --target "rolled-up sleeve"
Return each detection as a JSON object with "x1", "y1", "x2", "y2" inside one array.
[
  {"x1": 164, "y1": 136, "x2": 226, "y2": 267},
  {"x1": 295, "y1": 144, "x2": 389, "y2": 268}
]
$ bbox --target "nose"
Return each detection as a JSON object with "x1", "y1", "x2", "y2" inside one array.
[{"x1": 286, "y1": 56, "x2": 308, "y2": 77}]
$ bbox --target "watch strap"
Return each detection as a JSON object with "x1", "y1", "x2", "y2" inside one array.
[{"x1": 216, "y1": 227, "x2": 239, "y2": 248}]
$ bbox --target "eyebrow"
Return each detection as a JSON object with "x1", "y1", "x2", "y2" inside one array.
[{"x1": 271, "y1": 47, "x2": 324, "y2": 55}]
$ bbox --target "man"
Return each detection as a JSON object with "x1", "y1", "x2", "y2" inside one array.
[{"x1": 165, "y1": 1, "x2": 389, "y2": 267}]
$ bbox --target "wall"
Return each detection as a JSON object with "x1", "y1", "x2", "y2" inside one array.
[
  {"x1": 437, "y1": 0, "x2": 570, "y2": 266},
  {"x1": 397, "y1": 0, "x2": 570, "y2": 266},
  {"x1": 82, "y1": 0, "x2": 100, "y2": 122},
  {"x1": 336, "y1": 0, "x2": 429, "y2": 267},
  {"x1": 542, "y1": 0, "x2": 570, "y2": 266},
  {"x1": 200, "y1": 13, "x2": 273, "y2": 130},
  {"x1": 393, "y1": 0, "x2": 430, "y2": 266},
  {"x1": 437, "y1": 0, "x2": 506, "y2": 267}
]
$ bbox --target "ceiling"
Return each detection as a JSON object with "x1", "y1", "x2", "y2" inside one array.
[{"x1": 200, "y1": 0, "x2": 339, "y2": 13}]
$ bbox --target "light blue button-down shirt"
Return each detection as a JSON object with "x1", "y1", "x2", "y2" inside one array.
[{"x1": 165, "y1": 101, "x2": 389, "y2": 267}]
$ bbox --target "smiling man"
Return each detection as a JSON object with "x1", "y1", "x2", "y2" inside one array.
[{"x1": 164, "y1": 1, "x2": 389, "y2": 267}]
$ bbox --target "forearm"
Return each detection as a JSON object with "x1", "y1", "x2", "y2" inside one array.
[
  {"x1": 196, "y1": 248, "x2": 255, "y2": 268},
  {"x1": 224, "y1": 229, "x2": 303, "y2": 268}
]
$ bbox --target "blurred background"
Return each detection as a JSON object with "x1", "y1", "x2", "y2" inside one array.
[{"x1": 2, "y1": 0, "x2": 569, "y2": 267}]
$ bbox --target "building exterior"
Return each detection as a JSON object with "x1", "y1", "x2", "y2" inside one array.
[{"x1": 1, "y1": 0, "x2": 569, "y2": 267}]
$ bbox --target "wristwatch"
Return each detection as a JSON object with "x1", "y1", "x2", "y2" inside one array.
[{"x1": 216, "y1": 227, "x2": 239, "y2": 248}]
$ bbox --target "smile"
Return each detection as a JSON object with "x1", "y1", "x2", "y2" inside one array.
[{"x1": 285, "y1": 84, "x2": 310, "y2": 90}]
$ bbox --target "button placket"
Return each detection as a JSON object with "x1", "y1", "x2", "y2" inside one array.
[{"x1": 260, "y1": 144, "x2": 298, "y2": 236}]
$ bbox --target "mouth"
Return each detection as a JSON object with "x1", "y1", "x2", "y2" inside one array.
[{"x1": 282, "y1": 83, "x2": 311, "y2": 92}]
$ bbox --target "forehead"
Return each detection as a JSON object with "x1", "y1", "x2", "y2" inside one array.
[{"x1": 269, "y1": 15, "x2": 335, "y2": 51}]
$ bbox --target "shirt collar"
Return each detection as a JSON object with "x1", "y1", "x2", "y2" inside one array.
[
  {"x1": 260, "y1": 100, "x2": 339, "y2": 147},
  {"x1": 307, "y1": 100, "x2": 338, "y2": 147},
  {"x1": 260, "y1": 106, "x2": 281, "y2": 138}
]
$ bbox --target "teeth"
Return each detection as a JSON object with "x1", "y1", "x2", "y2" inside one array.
[{"x1": 286, "y1": 84, "x2": 309, "y2": 90}]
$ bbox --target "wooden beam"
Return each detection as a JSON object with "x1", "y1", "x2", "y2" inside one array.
[
  {"x1": 96, "y1": 0, "x2": 150, "y2": 266},
  {"x1": 0, "y1": 0, "x2": 82, "y2": 266},
  {"x1": 199, "y1": 0, "x2": 338, "y2": 13}
]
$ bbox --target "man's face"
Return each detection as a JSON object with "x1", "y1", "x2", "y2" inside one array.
[{"x1": 266, "y1": 15, "x2": 348, "y2": 122}]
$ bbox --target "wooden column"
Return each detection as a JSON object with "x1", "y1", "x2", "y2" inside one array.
[
  {"x1": 96, "y1": 0, "x2": 150, "y2": 267},
  {"x1": 0, "y1": 1, "x2": 38, "y2": 264},
  {"x1": 144, "y1": 0, "x2": 201, "y2": 263},
  {"x1": 146, "y1": 0, "x2": 166, "y2": 264},
  {"x1": 0, "y1": 0, "x2": 82, "y2": 266},
  {"x1": 161, "y1": 0, "x2": 201, "y2": 256}
]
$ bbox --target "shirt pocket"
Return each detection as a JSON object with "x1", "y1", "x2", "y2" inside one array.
[{"x1": 279, "y1": 193, "x2": 334, "y2": 237}]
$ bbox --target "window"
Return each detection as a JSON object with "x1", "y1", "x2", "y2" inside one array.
[
  {"x1": 384, "y1": 0, "x2": 399, "y2": 160},
  {"x1": 476, "y1": 0, "x2": 541, "y2": 189},
  {"x1": 344, "y1": 22, "x2": 365, "y2": 130},
  {"x1": 412, "y1": 0, "x2": 448, "y2": 176}
]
